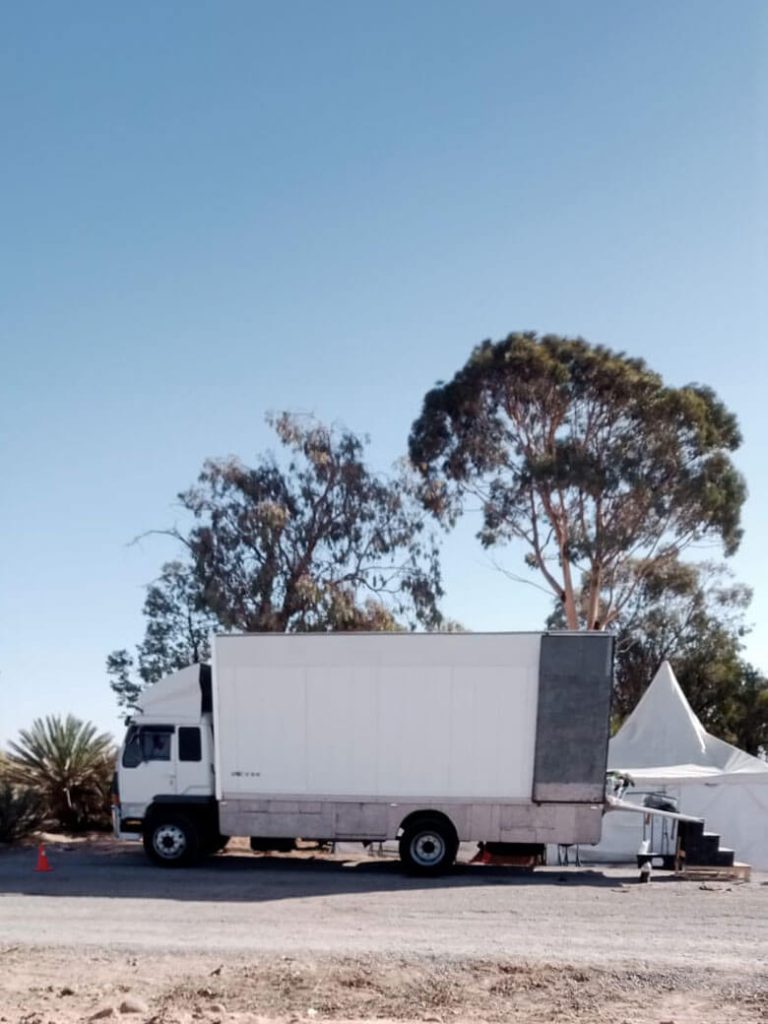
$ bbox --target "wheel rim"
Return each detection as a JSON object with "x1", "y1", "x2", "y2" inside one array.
[
  {"x1": 153, "y1": 824, "x2": 187, "y2": 860},
  {"x1": 411, "y1": 830, "x2": 446, "y2": 867}
]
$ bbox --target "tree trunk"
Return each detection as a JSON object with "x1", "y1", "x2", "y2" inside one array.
[{"x1": 561, "y1": 559, "x2": 579, "y2": 630}]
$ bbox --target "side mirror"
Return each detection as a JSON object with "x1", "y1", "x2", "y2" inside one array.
[{"x1": 121, "y1": 730, "x2": 143, "y2": 768}]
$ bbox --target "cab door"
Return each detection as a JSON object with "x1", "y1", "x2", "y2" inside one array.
[
  {"x1": 174, "y1": 724, "x2": 214, "y2": 796},
  {"x1": 119, "y1": 724, "x2": 177, "y2": 817}
]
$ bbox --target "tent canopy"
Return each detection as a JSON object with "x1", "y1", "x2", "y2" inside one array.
[
  {"x1": 586, "y1": 661, "x2": 768, "y2": 870},
  {"x1": 608, "y1": 661, "x2": 768, "y2": 784}
]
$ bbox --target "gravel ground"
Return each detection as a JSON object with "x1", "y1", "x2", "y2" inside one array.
[{"x1": 1, "y1": 839, "x2": 766, "y2": 1023}]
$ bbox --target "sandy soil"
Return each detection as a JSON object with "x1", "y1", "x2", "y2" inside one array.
[
  {"x1": 2, "y1": 947, "x2": 767, "y2": 1024},
  {"x1": 1, "y1": 838, "x2": 766, "y2": 1024}
]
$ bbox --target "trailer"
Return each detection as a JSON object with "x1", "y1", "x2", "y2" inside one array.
[{"x1": 113, "y1": 631, "x2": 614, "y2": 874}]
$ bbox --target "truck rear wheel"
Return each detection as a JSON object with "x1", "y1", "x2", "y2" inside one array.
[
  {"x1": 143, "y1": 813, "x2": 200, "y2": 867},
  {"x1": 399, "y1": 816, "x2": 458, "y2": 876}
]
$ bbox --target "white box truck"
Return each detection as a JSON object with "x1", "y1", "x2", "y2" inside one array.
[{"x1": 113, "y1": 631, "x2": 614, "y2": 874}]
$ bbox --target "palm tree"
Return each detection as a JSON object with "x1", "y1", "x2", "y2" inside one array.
[{"x1": 5, "y1": 716, "x2": 115, "y2": 832}]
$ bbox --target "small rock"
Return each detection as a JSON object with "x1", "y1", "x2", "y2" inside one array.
[
  {"x1": 210, "y1": 965, "x2": 223, "y2": 976},
  {"x1": 59, "y1": 986, "x2": 76, "y2": 997},
  {"x1": 208, "y1": 1006, "x2": 225, "y2": 1014},
  {"x1": 307, "y1": 1009, "x2": 318, "y2": 1018},
  {"x1": 89, "y1": 1007, "x2": 116, "y2": 1021},
  {"x1": 119, "y1": 997, "x2": 149, "y2": 1014}
]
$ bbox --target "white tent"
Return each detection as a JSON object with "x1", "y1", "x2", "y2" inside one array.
[{"x1": 584, "y1": 661, "x2": 768, "y2": 869}]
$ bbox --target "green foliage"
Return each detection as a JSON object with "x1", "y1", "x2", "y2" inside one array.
[
  {"x1": 180, "y1": 413, "x2": 443, "y2": 634},
  {"x1": 592, "y1": 559, "x2": 767, "y2": 755},
  {"x1": 0, "y1": 780, "x2": 46, "y2": 843},
  {"x1": 5, "y1": 716, "x2": 115, "y2": 832},
  {"x1": 410, "y1": 333, "x2": 746, "y2": 629},
  {"x1": 727, "y1": 665, "x2": 768, "y2": 757},
  {"x1": 107, "y1": 561, "x2": 218, "y2": 717}
]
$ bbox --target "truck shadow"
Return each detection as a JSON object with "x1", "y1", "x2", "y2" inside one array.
[{"x1": 0, "y1": 844, "x2": 658, "y2": 903}]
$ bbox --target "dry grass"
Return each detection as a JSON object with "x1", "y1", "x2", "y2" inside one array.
[{"x1": 157, "y1": 956, "x2": 768, "y2": 1023}]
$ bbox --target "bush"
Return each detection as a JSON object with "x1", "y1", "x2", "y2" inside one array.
[
  {"x1": 0, "y1": 781, "x2": 46, "y2": 843},
  {"x1": 5, "y1": 716, "x2": 115, "y2": 832}
]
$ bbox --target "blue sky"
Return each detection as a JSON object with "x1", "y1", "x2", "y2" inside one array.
[{"x1": 2, "y1": 1, "x2": 766, "y2": 745}]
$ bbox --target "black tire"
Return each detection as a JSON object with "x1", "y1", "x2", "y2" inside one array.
[
  {"x1": 399, "y1": 816, "x2": 458, "y2": 876},
  {"x1": 143, "y1": 813, "x2": 200, "y2": 867}
]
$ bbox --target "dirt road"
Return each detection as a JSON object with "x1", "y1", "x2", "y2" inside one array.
[{"x1": 1, "y1": 840, "x2": 766, "y2": 1023}]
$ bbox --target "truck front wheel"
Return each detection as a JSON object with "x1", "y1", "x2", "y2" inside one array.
[
  {"x1": 143, "y1": 813, "x2": 200, "y2": 867},
  {"x1": 399, "y1": 816, "x2": 458, "y2": 876}
]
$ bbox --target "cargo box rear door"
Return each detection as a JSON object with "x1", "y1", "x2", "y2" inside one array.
[{"x1": 532, "y1": 633, "x2": 614, "y2": 803}]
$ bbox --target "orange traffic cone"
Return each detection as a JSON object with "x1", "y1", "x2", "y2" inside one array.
[{"x1": 34, "y1": 843, "x2": 53, "y2": 873}]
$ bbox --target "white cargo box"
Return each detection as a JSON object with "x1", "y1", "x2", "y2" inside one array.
[{"x1": 213, "y1": 632, "x2": 543, "y2": 802}]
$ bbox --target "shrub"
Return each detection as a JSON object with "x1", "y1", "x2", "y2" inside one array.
[
  {"x1": 0, "y1": 781, "x2": 46, "y2": 843},
  {"x1": 5, "y1": 716, "x2": 115, "y2": 832}
]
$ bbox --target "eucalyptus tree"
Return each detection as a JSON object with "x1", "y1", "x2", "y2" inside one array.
[
  {"x1": 178, "y1": 413, "x2": 442, "y2": 634},
  {"x1": 610, "y1": 560, "x2": 766, "y2": 754},
  {"x1": 409, "y1": 333, "x2": 745, "y2": 630},
  {"x1": 109, "y1": 414, "x2": 443, "y2": 714},
  {"x1": 107, "y1": 560, "x2": 217, "y2": 717}
]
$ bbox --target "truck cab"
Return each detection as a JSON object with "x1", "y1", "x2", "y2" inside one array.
[{"x1": 114, "y1": 664, "x2": 222, "y2": 864}]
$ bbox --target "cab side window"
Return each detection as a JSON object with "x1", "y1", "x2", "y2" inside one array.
[
  {"x1": 141, "y1": 727, "x2": 173, "y2": 761},
  {"x1": 179, "y1": 727, "x2": 201, "y2": 762}
]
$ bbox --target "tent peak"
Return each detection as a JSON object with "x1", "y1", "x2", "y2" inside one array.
[
  {"x1": 608, "y1": 660, "x2": 708, "y2": 770},
  {"x1": 610, "y1": 661, "x2": 768, "y2": 777}
]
